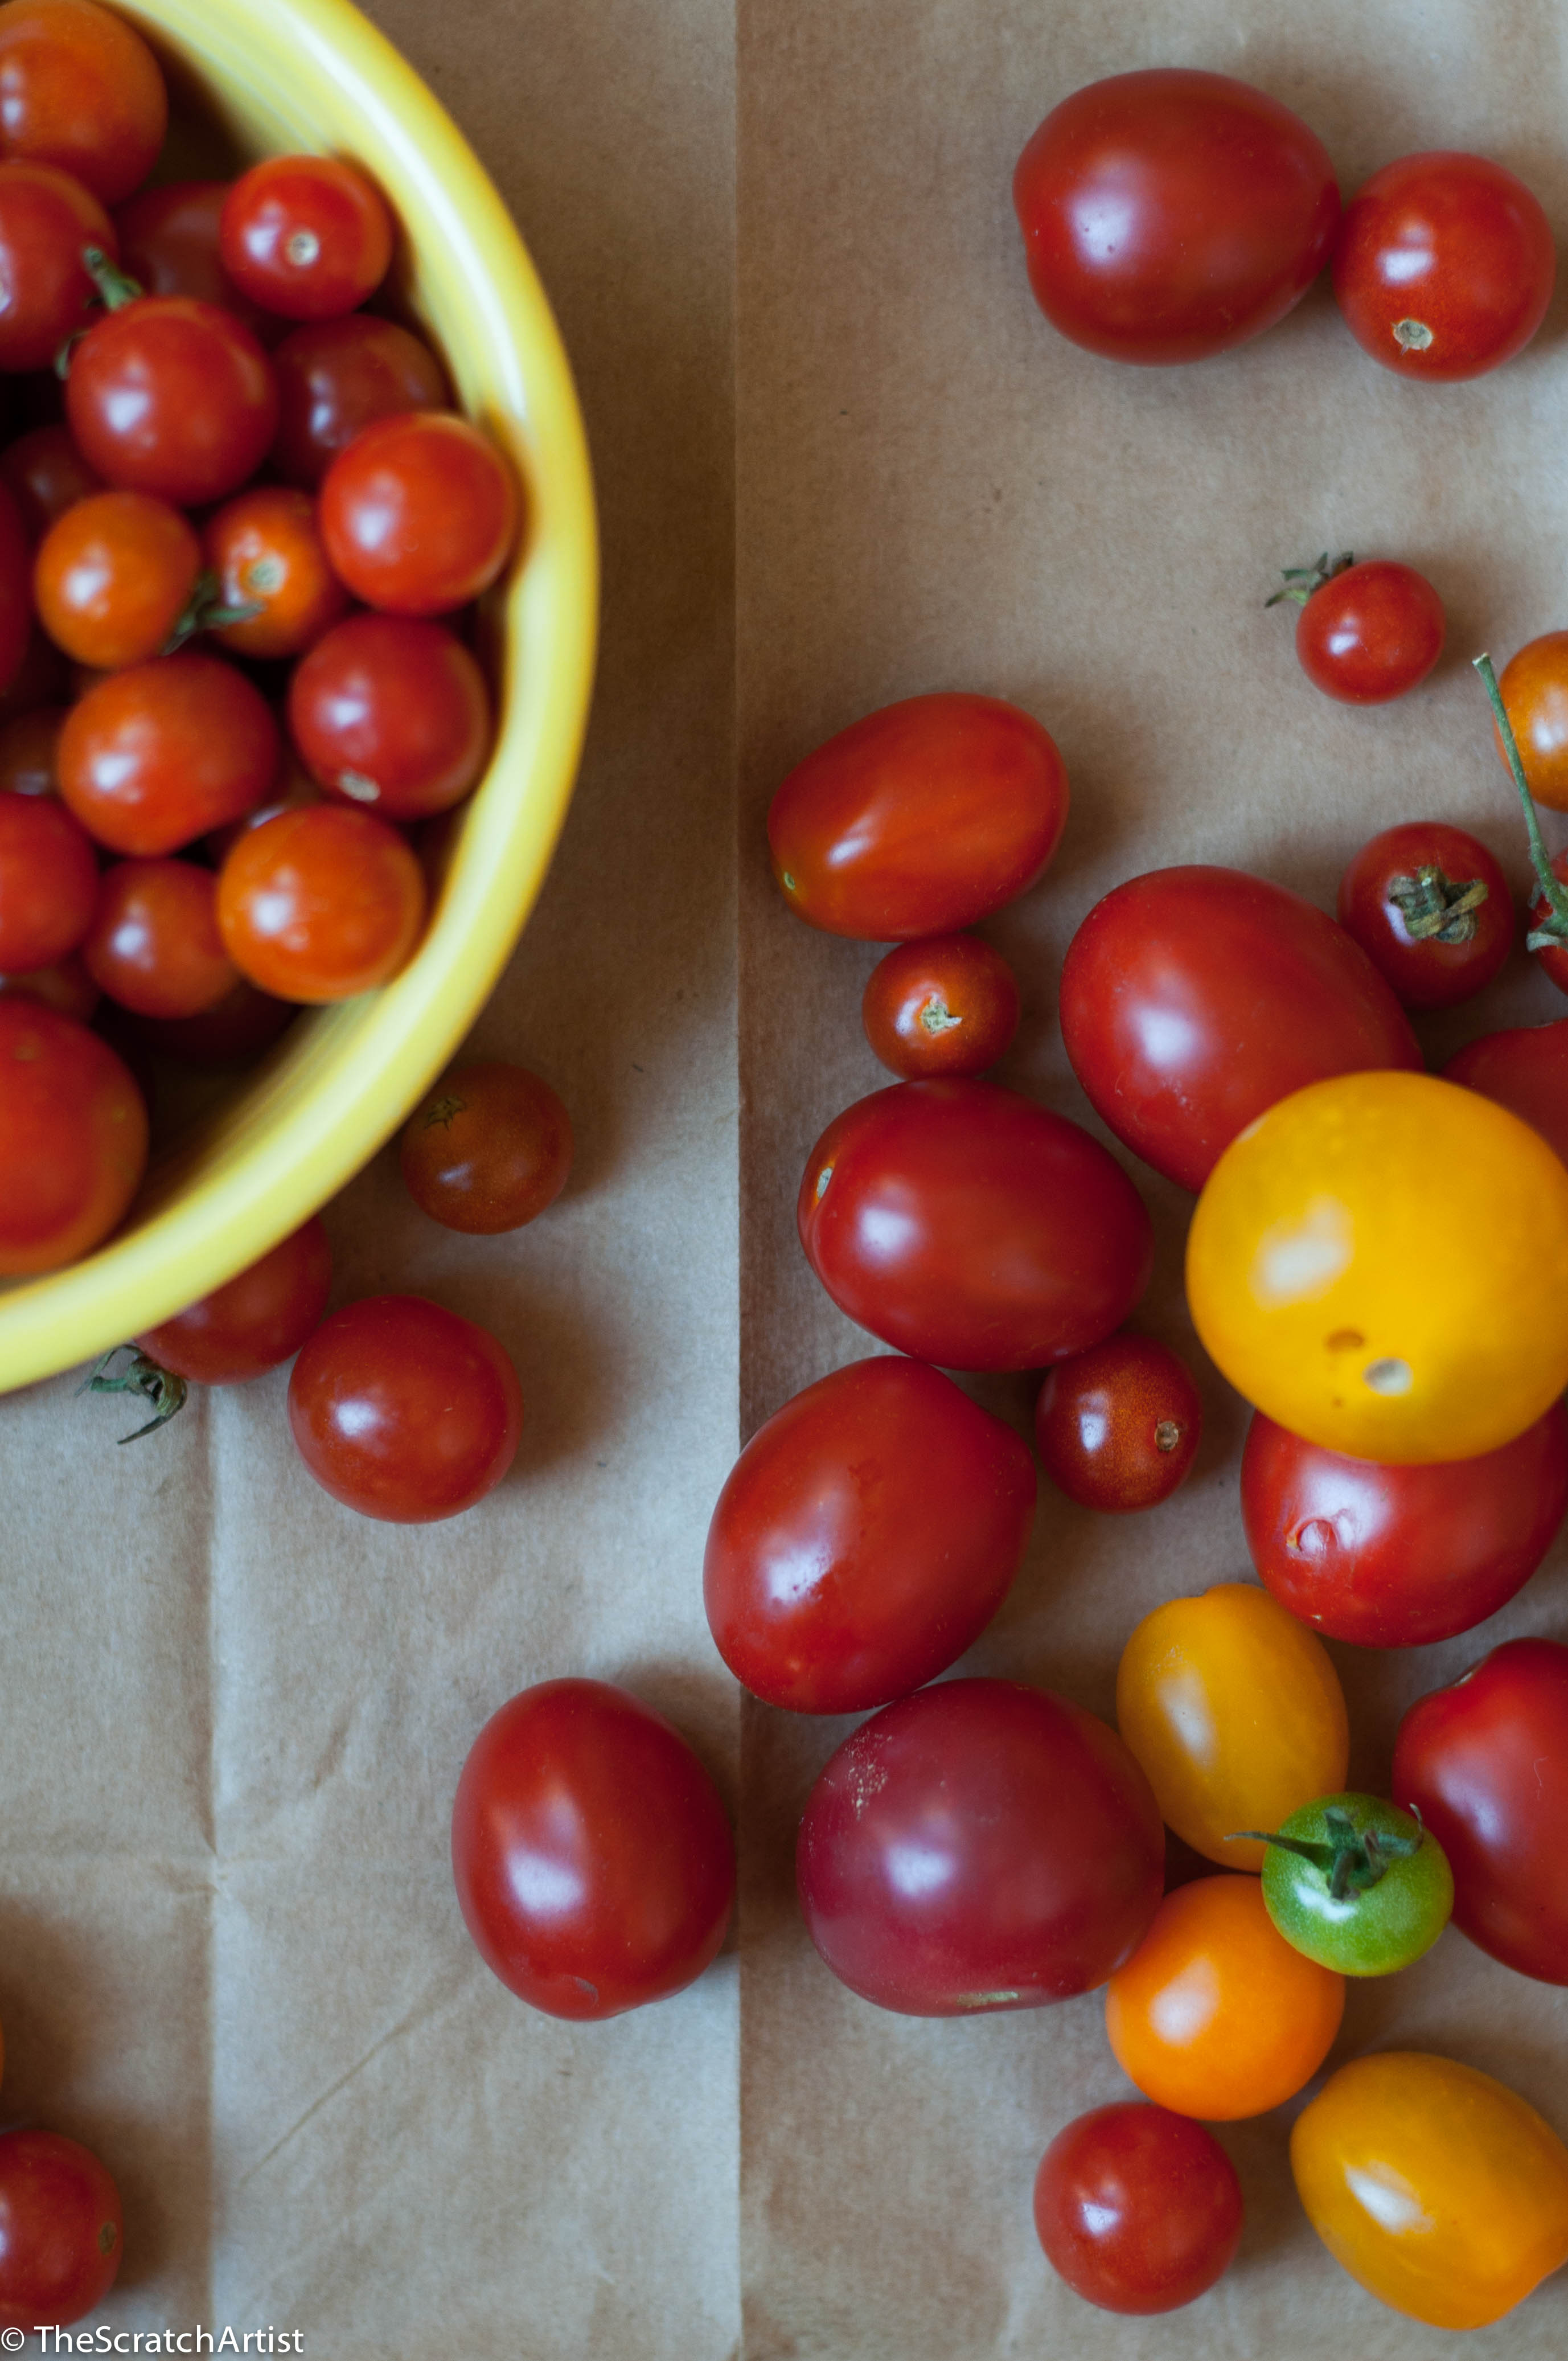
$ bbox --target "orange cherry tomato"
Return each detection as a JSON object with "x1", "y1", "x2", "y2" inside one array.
[
  {"x1": 400, "y1": 1061, "x2": 573, "y2": 1233},
  {"x1": 34, "y1": 490, "x2": 201, "y2": 670},
  {"x1": 216, "y1": 803, "x2": 425, "y2": 1002},
  {"x1": 860, "y1": 932, "x2": 1021, "y2": 1077},
  {"x1": 1498, "y1": 630, "x2": 1568, "y2": 812},
  {"x1": 83, "y1": 857, "x2": 237, "y2": 1019},
  {"x1": 0, "y1": 0, "x2": 167, "y2": 206},
  {"x1": 1106, "y1": 1874, "x2": 1344, "y2": 2120},
  {"x1": 203, "y1": 485, "x2": 349, "y2": 660}
]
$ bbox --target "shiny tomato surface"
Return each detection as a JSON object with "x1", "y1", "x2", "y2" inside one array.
[
  {"x1": 797, "y1": 1677, "x2": 1164, "y2": 2015},
  {"x1": 67, "y1": 295, "x2": 278, "y2": 506},
  {"x1": 113, "y1": 178, "x2": 275, "y2": 341},
  {"x1": 269, "y1": 312, "x2": 448, "y2": 487},
  {"x1": 0, "y1": 421, "x2": 101, "y2": 543},
  {"x1": 1060, "y1": 866, "x2": 1420, "y2": 1191},
  {"x1": 0, "y1": 2128, "x2": 122, "y2": 2331},
  {"x1": 83, "y1": 857, "x2": 237, "y2": 1019},
  {"x1": 1445, "y1": 1018, "x2": 1568, "y2": 1163},
  {"x1": 860, "y1": 931, "x2": 1020, "y2": 1077},
  {"x1": 58, "y1": 653, "x2": 279, "y2": 855},
  {"x1": 319, "y1": 411, "x2": 518, "y2": 616},
  {"x1": 0, "y1": 157, "x2": 114, "y2": 368},
  {"x1": 399, "y1": 1061, "x2": 573, "y2": 1233},
  {"x1": 0, "y1": 785, "x2": 96, "y2": 970},
  {"x1": 1294, "y1": 560, "x2": 1445, "y2": 704},
  {"x1": 204, "y1": 485, "x2": 348, "y2": 661},
  {"x1": 1497, "y1": 630, "x2": 1568, "y2": 812},
  {"x1": 1035, "y1": 1330, "x2": 1201, "y2": 1512},
  {"x1": 219, "y1": 153, "x2": 392, "y2": 321},
  {"x1": 1033, "y1": 2104, "x2": 1243, "y2": 2316},
  {"x1": 34, "y1": 488, "x2": 201, "y2": 670},
  {"x1": 704, "y1": 1356, "x2": 1036, "y2": 1712},
  {"x1": 216, "y1": 804, "x2": 426, "y2": 1002},
  {"x1": 0, "y1": 995, "x2": 146, "y2": 1273},
  {"x1": 138, "y1": 1215, "x2": 331, "y2": 1384},
  {"x1": 1333, "y1": 151, "x2": 1555, "y2": 380},
  {"x1": 0, "y1": 0, "x2": 165, "y2": 204},
  {"x1": 288, "y1": 614, "x2": 491, "y2": 819},
  {"x1": 1337, "y1": 819, "x2": 1512, "y2": 1009},
  {"x1": 799, "y1": 1078, "x2": 1152, "y2": 1371}
]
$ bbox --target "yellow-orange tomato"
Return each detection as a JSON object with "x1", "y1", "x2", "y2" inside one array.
[
  {"x1": 1106, "y1": 1876, "x2": 1343, "y2": 2121},
  {"x1": 1292, "y1": 2052, "x2": 1568, "y2": 2330},
  {"x1": 1116, "y1": 1581, "x2": 1348, "y2": 1870},
  {"x1": 1499, "y1": 630, "x2": 1568, "y2": 813},
  {"x1": 1187, "y1": 1072, "x2": 1568, "y2": 1465}
]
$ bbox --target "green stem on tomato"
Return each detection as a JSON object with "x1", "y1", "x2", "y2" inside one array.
[
  {"x1": 1229, "y1": 1806, "x2": 1419, "y2": 1899},
  {"x1": 1473, "y1": 651, "x2": 1568, "y2": 940},
  {"x1": 77, "y1": 1346, "x2": 187, "y2": 1443}
]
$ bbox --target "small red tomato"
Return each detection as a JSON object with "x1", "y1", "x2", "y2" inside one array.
[
  {"x1": 451, "y1": 1678, "x2": 736, "y2": 2019},
  {"x1": 1337, "y1": 821, "x2": 1512, "y2": 1009},
  {"x1": 216, "y1": 804, "x2": 425, "y2": 1003},
  {"x1": 1242, "y1": 1404, "x2": 1568, "y2": 1648},
  {"x1": 319, "y1": 412, "x2": 518, "y2": 616},
  {"x1": 1497, "y1": 631, "x2": 1568, "y2": 813},
  {"x1": 399, "y1": 1060, "x2": 573, "y2": 1232},
  {"x1": 220, "y1": 153, "x2": 393, "y2": 321},
  {"x1": 1526, "y1": 850, "x2": 1568, "y2": 999},
  {"x1": 1446, "y1": 1019, "x2": 1568, "y2": 1165},
  {"x1": 704, "y1": 1356, "x2": 1037, "y2": 1713},
  {"x1": 34, "y1": 489, "x2": 201, "y2": 670},
  {"x1": 288, "y1": 1292, "x2": 522, "y2": 1520},
  {"x1": 0, "y1": 948, "x2": 96, "y2": 1019},
  {"x1": 203, "y1": 485, "x2": 349, "y2": 661},
  {"x1": 288, "y1": 614, "x2": 492, "y2": 819},
  {"x1": 1033, "y1": 2104, "x2": 1243, "y2": 2316},
  {"x1": 67, "y1": 294, "x2": 279, "y2": 506},
  {"x1": 0, "y1": 420, "x2": 101, "y2": 541},
  {"x1": 83, "y1": 857, "x2": 237, "y2": 1019},
  {"x1": 0, "y1": 2126, "x2": 122, "y2": 2330},
  {"x1": 0, "y1": 158, "x2": 114, "y2": 367},
  {"x1": 1333, "y1": 152, "x2": 1555, "y2": 381},
  {"x1": 0, "y1": 995, "x2": 146, "y2": 1273},
  {"x1": 0, "y1": 478, "x2": 27, "y2": 695},
  {"x1": 269, "y1": 312, "x2": 448, "y2": 487},
  {"x1": 769, "y1": 692, "x2": 1068, "y2": 940},
  {"x1": 0, "y1": 780, "x2": 96, "y2": 970},
  {"x1": 799, "y1": 1078, "x2": 1153, "y2": 1372},
  {"x1": 0, "y1": 702, "x2": 62, "y2": 793},
  {"x1": 125, "y1": 973, "x2": 294, "y2": 1068},
  {"x1": 113, "y1": 178, "x2": 277, "y2": 342},
  {"x1": 860, "y1": 932, "x2": 1020, "y2": 1077},
  {"x1": 58, "y1": 654, "x2": 280, "y2": 855},
  {"x1": 137, "y1": 1215, "x2": 331, "y2": 1383},
  {"x1": 0, "y1": 0, "x2": 166, "y2": 204},
  {"x1": 1036, "y1": 1331, "x2": 1202, "y2": 1512},
  {"x1": 1281, "y1": 556, "x2": 1445, "y2": 704}
]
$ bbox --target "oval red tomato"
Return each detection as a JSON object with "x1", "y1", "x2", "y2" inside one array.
[
  {"x1": 1337, "y1": 820, "x2": 1512, "y2": 1010},
  {"x1": 1446, "y1": 1020, "x2": 1568, "y2": 1166},
  {"x1": 0, "y1": 2127, "x2": 122, "y2": 2330},
  {"x1": 58, "y1": 653, "x2": 280, "y2": 855},
  {"x1": 1033, "y1": 2103, "x2": 1243, "y2": 2315},
  {"x1": 1333, "y1": 151, "x2": 1555, "y2": 381}
]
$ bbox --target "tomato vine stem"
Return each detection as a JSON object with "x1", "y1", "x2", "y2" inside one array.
[{"x1": 1474, "y1": 651, "x2": 1568, "y2": 942}]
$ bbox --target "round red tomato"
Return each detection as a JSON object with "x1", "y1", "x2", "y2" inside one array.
[
  {"x1": 799, "y1": 1078, "x2": 1152, "y2": 1371},
  {"x1": 1446, "y1": 1020, "x2": 1568, "y2": 1166},
  {"x1": 268, "y1": 312, "x2": 448, "y2": 487},
  {"x1": 1012, "y1": 69, "x2": 1339, "y2": 365},
  {"x1": 860, "y1": 931, "x2": 1020, "y2": 1077},
  {"x1": 0, "y1": 786, "x2": 96, "y2": 971},
  {"x1": 137, "y1": 1215, "x2": 331, "y2": 1384},
  {"x1": 399, "y1": 1060, "x2": 573, "y2": 1233},
  {"x1": 1286, "y1": 558, "x2": 1446, "y2": 705},
  {"x1": 203, "y1": 485, "x2": 348, "y2": 662},
  {"x1": 67, "y1": 294, "x2": 279, "y2": 506},
  {"x1": 1393, "y1": 1638, "x2": 1568, "y2": 1984},
  {"x1": 1035, "y1": 1331, "x2": 1202, "y2": 1512},
  {"x1": 1033, "y1": 2104, "x2": 1243, "y2": 2316},
  {"x1": 1059, "y1": 866, "x2": 1422, "y2": 1192},
  {"x1": 0, "y1": 995, "x2": 146, "y2": 1273},
  {"x1": 34, "y1": 488, "x2": 202, "y2": 670},
  {"x1": 216, "y1": 804, "x2": 426, "y2": 1002},
  {"x1": 220, "y1": 153, "x2": 393, "y2": 321},
  {"x1": 0, "y1": 0, "x2": 165, "y2": 204},
  {"x1": 83, "y1": 856, "x2": 238, "y2": 1018},
  {"x1": 1526, "y1": 851, "x2": 1568, "y2": 1000},
  {"x1": 0, "y1": 157, "x2": 115, "y2": 368},
  {"x1": 0, "y1": 478, "x2": 27, "y2": 695},
  {"x1": 0, "y1": 421, "x2": 102, "y2": 543},
  {"x1": 0, "y1": 2127, "x2": 121, "y2": 2330},
  {"x1": 1333, "y1": 152, "x2": 1555, "y2": 380},
  {"x1": 704, "y1": 1356, "x2": 1036, "y2": 1713},
  {"x1": 58, "y1": 653, "x2": 279, "y2": 855},
  {"x1": 1241, "y1": 1405, "x2": 1568, "y2": 1648},
  {"x1": 319, "y1": 412, "x2": 518, "y2": 616},
  {"x1": 113, "y1": 177, "x2": 277, "y2": 341},
  {"x1": 288, "y1": 614, "x2": 491, "y2": 819},
  {"x1": 1337, "y1": 821, "x2": 1512, "y2": 1010},
  {"x1": 451, "y1": 1677, "x2": 735, "y2": 2020},
  {"x1": 797, "y1": 1677, "x2": 1164, "y2": 2015},
  {"x1": 288, "y1": 1293, "x2": 521, "y2": 1521}
]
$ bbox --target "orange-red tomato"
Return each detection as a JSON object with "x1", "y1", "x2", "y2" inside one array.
[
  {"x1": 137, "y1": 1216, "x2": 331, "y2": 1384},
  {"x1": 34, "y1": 490, "x2": 202, "y2": 670},
  {"x1": 319, "y1": 412, "x2": 518, "y2": 616},
  {"x1": 216, "y1": 803, "x2": 425, "y2": 1002},
  {"x1": 0, "y1": 995, "x2": 146, "y2": 1273},
  {"x1": 83, "y1": 857, "x2": 237, "y2": 1019},
  {"x1": 1498, "y1": 630, "x2": 1568, "y2": 813},
  {"x1": 58, "y1": 653, "x2": 280, "y2": 855},
  {"x1": 0, "y1": 158, "x2": 116, "y2": 368},
  {"x1": 204, "y1": 485, "x2": 349, "y2": 661},
  {"x1": 0, "y1": 0, "x2": 166, "y2": 204},
  {"x1": 399, "y1": 1061, "x2": 573, "y2": 1233},
  {"x1": 860, "y1": 932, "x2": 1020, "y2": 1077}
]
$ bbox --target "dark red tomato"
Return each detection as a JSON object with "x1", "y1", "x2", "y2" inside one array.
[
  {"x1": 1393, "y1": 1638, "x2": 1568, "y2": 1983},
  {"x1": 1036, "y1": 1331, "x2": 1202, "y2": 1512},
  {"x1": 0, "y1": 0, "x2": 165, "y2": 204},
  {"x1": 58, "y1": 654, "x2": 280, "y2": 855},
  {"x1": 0, "y1": 619, "x2": 70, "y2": 719},
  {"x1": 138, "y1": 1214, "x2": 331, "y2": 1383},
  {"x1": 289, "y1": 1293, "x2": 520, "y2": 1522},
  {"x1": 451, "y1": 1678, "x2": 736, "y2": 2020},
  {"x1": 0, "y1": 947, "x2": 96, "y2": 1018},
  {"x1": 704, "y1": 1356, "x2": 1037, "y2": 1713},
  {"x1": 1289, "y1": 559, "x2": 1446, "y2": 705},
  {"x1": 399, "y1": 1060, "x2": 573, "y2": 1233},
  {"x1": 0, "y1": 700, "x2": 61, "y2": 793},
  {"x1": 1034, "y1": 2103, "x2": 1244, "y2": 2315},
  {"x1": 126, "y1": 973, "x2": 293, "y2": 1067},
  {"x1": 1337, "y1": 821, "x2": 1512, "y2": 1010},
  {"x1": 288, "y1": 614, "x2": 492, "y2": 819},
  {"x1": 269, "y1": 312, "x2": 448, "y2": 488},
  {"x1": 113, "y1": 178, "x2": 277, "y2": 343},
  {"x1": 768, "y1": 694, "x2": 1068, "y2": 940},
  {"x1": 861, "y1": 932, "x2": 1020, "y2": 1077},
  {"x1": 319, "y1": 412, "x2": 518, "y2": 616},
  {"x1": 34, "y1": 489, "x2": 202, "y2": 670},
  {"x1": 797, "y1": 1677, "x2": 1164, "y2": 2014},
  {"x1": 0, "y1": 158, "x2": 114, "y2": 368},
  {"x1": 1526, "y1": 850, "x2": 1568, "y2": 1001},
  {"x1": 220, "y1": 154, "x2": 393, "y2": 321},
  {"x1": 67, "y1": 295, "x2": 279, "y2": 506},
  {"x1": 1013, "y1": 70, "x2": 1339, "y2": 366},
  {"x1": 0, "y1": 420, "x2": 101, "y2": 540},
  {"x1": 799, "y1": 1078, "x2": 1153, "y2": 1372},
  {"x1": 204, "y1": 485, "x2": 349, "y2": 662},
  {"x1": 0, "y1": 476, "x2": 26, "y2": 694},
  {"x1": 0, "y1": 782, "x2": 95, "y2": 968},
  {"x1": 0, "y1": 995, "x2": 146, "y2": 1272},
  {"x1": 1446, "y1": 1020, "x2": 1568, "y2": 1166},
  {"x1": 83, "y1": 856, "x2": 237, "y2": 1018},
  {"x1": 1242, "y1": 1404, "x2": 1568, "y2": 1648},
  {"x1": 1333, "y1": 152, "x2": 1555, "y2": 380},
  {"x1": 0, "y1": 2127, "x2": 121, "y2": 2330},
  {"x1": 1059, "y1": 866, "x2": 1422, "y2": 1192},
  {"x1": 216, "y1": 804, "x2": 426, "y2": 1002}
]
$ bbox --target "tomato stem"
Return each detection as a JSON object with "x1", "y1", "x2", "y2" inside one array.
[
  {"x1": 78, "y1": 1346, "x2": 188, "y2": 1442},
  {"x1": 1474, "y1": 652, "x2": 1568, "y2": 942},
  {"x1": 80, "y1": 244, "x2": 143, "y2": 313},
  {"x1": 1230, "y1": 1805, "x2": 1419, "y2": 1899},
  {"x1": 1386, "y1": 864, "x2": 1488, "y2": 944},
  {"x1": 163, "y1": 569, "x2": 265, "y2": 654},
  {"x1": 1265, "y1": 551, "x2": 1354, "y2": 610}
]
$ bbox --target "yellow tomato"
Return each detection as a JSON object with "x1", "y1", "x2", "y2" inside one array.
[
  {"x1": 1292, "y1": 2052, "x2": 1568, "y2": 2330},
  {"x1": 1186, "y1": 1071, "x2": 1568, "y2": 1464},
  {"x1": 1116, "y1": 1581, "x2": 1348, "y2": 1870}
]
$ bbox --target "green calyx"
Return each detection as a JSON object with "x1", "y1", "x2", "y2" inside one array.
[
  {"x1": 1232, "y1": 1803, "x2": 1419, "y2": 1900},
  {"x1": 1266, "y1": 550, "x2": 1354, "y2": 610},
  {"x1": 162, "y1": 569, "x2": 265, "y2": 654},
  {"x1": 79, "y1": 1347, "x2": 188, "y2": 1443},
  {"x1": 1474, "y1": 651, "x2": 1568, "y2": 949},
  {"x1": 1385, "y1": 864, "x2": 1488, "y2": 945}
]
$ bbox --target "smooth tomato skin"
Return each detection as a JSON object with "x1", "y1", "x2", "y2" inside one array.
[
  {"x1": 0, "y1": 422, "x2": 100, "y2": 544},
  {"x1": 1060, "y1": 866, "x2": 1421, "y2": 1192},
  {"x1": 204, "y1": 485, "x2": 348, "y2": 662},
  {"x1": 1292, "y1": 2053, "x2": 1568, "y2": 2330},
  {"x1": 0, "y1": 158, "x2": 114, "y2": 368},
  {"x1": 799, "y1": 1079, "x2": 1152, "y2": 1372},
  {"x1": 137, "y1": 1214, "x2": 331, "y2": 1383},
  {"x1": 0, "y1": 2127, "x2": 122, "y2": 2330},
  {"x1": 0, "y1": 0, "x2": 165, "y2": 204},
  {"x1": 1258, "y1": 1794, "x2": 1452, "y2": 1977},
  {"x1": 451, "y1": 1678, "x2": 736, "y2": 2020},
  {"x1": 0, "y1": 478, "x2": 26, "y2": 694},
  {"x1": 67, "y1": 296, "x2": 280, "y2": 506},
  {"x1": 1445, "y1": 1018, "x2": 1568, "y2": 1165},
  {"x1": 0, "y1": 995, "x2": 146, "y2": 1272},
  {"x1": 768, "y1": 693, "x2": 1068, "y2": 940},
  {"x1": 860, "y1": 932, "x2": 1020, "y2": 1077},
  {"x1": 1035, "y1": 1331, "x2": 1201, "y2": 1512},
  {"x1": 797, "y1": 1677, "x2": 1165, "y2": 2016},
  {"x1": 399, "y1": 1060, "x2": 573, "y2": 1233},
  {"x1": 1530, "y1": 850, "x2": 1568, "y2": 999},
  {"x1": 217, "y1": 804, "x2": 425, "y2": 1002},
  {"x1": 1241, "y1": 1404, "x2": 1568, "y2": 1648},
  {"x1": 0, "y1": 785, "x2": 96, "y2": 970},
  {"x1": 113, "y1": 178, "x2": 278, "y2": 343},
  {"x1": 319, "y1": 411, "x2": 518, "y2": 616},
  {"x1": 83, "y1": 856, "x2": 237, "y2": 1019},
  {"x1": 1295, "y1": 561, "x2": 1445, "y2": 704},
  {"x1": 58, "y1": 653, "x2": 280, "y2": 855},
  {"x1": 1392, "y1": 1638, "x2": 1568, "y2": 1985},
  {"x1": 34, "y1": 489, "x2": 202, "y2": 670},
  {"x1": 703, "y1": 1356, "x2": 1037, "y2": 1714},
  {"x1": 1497, "y1": 630, "x2": 1568, "y2": 812},
  {"x1": 220, "y1": 153, "x2": 393, "y2": 321},
  {"x1": 1333, "y1": 151, "x2": 1555, "y2": 381},
  {"x1": 1013, "y1": 69, "x2": 1339, "y2": 366},
  {"x1": 269, "y1": 312, "x2": 448, "y2": 487},
  {"x1": 1106, "y1": 1875, "x2": 1344, "y2": 2120},
  {"x1": 1337, "y1": 819, "x2": 1512, "y2": 1009},
  {"x1": 288, "y1": 614, "x2": 491, "y2": 819},
  {"x1": 289, "y1": 1293, "x2": 522, "y2": 1522},
  {"x1": 1033, "y1": 2104, "x2": 1243, "y2": 2315}
]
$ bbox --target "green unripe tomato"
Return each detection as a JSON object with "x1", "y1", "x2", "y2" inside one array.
[{"x1": 1253, "y1": 1793, "x2": 1452, "y2": 1976}]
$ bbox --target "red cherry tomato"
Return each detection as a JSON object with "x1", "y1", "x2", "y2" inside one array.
[
  {"x1": 1036, "y1": 1331, "x2": 1202, "y2": 1512},
  {"x1": 0, "y1": 2127, "x2": 122, "y2": 2330},
  {"x1": 0, "y1": 948, "x2": 96, "y2": 1019},
  {"x1": 1333, "y1": 152, "x2": 1555, "y2": 381},
  {"x1": 1337, "y1": 821, "x2": 1512, "y2": 1010},
  {"x1": 768, "y1": 693, "x2": 1069, "y2": 940},
  {"x1": 216, "y1": 804, "x2": 425, "y2": 1002},
  {"x1": 1012, "y1": 69, "x2": 1339, "y2": 366},
  {"x1": 797, "y1": 1677, "x2": 1164, "y2": 2015},
  {"x1": 451, "y1": 1678, "x2": 736, "y2": 2020},
  {"x1": 137, "y1": 1215, "x2": 331, "y2": 1383},
  {"x1": 1496, "y1": 631, "x2": 1568, "y2": 813},
  {"x1": 1393, "y1": 1638, "x2": 1568, "y2": 1984},
  {"x1": 58, "y1": 654, "x2": 279, "y2": 855},
  {"x1": 83, "y1": 856, "x2": 238, "y2": 1019},
  {"x1": 799, "y1": 1077, "x2": 1153, "y2": 1371},
  {"x1": 1241, "y1": 1405, "x2": 1568, "y2": 1648},
  {"x1": 203, "y1": 485, "x2": 349, "y2": 661},
  {"x1": 268, "y1": 312, "x2": 448, "y2": 488},
  {"x1": 67, "y1": 295, "x2": 279, "y2": 506},
  {"x1": 0, "y1": 771, "x2": 95, "y2": 969},
  {"x1": 1060, "y1": 866, "x2": 1422, "y2": 1191},
  {"x1": 124, "y1": 973, "x2": 294, "y2": 1067},
  {"x1": 0, "y1": 477, "x2": 26, "y2": 695},
  {"x1": 1033, "y1": 2104, "x2": 1243, "y2": 2316},
  {"x1": 703, "y1": 1355, "x2": 1037, "y2": 1713},
  {"x1": 860, "y1": 932, "x2": 1020, "y2": 1077},
  {"x1": 34, "y1": 489, "x2": 202, "y2": 670},
  {"x1": 220, "y1": 153, "x2": 393, "y2": 321},
  {"x1": 0, "y1": 421, "x2": 101, "y2": 543},
  {"x1": 1288, "y1": 559, "x2": 1446, "y2": 705},
  {"x1": 0, "y1": 702, "x2": 61, "y2": 794},
  {"x1": 0, "y1": 0, "x2": 165, "y2": 204},
  {"x1": 1446, "y1": 1019, "x2": 1568, "y2": 1166},
  {"x1": 0, "y1": 159, "x2": 112, "y2": 370},
  {"x1": 113, "y1": 178, "x2": 277, "y2": 342},
  {"x1": 1526, "y1": 851, "x2": 1568, "y2": 1001},
  {"x1": 0, "y1": 995, "x2": 146, "y2": 1272},
  {"x1": 319, "y1": 411, "x2": 518, "y2": 616},
  {"x1": 399, "y1": 1060, "x2": 573, "y2": 1233},
  {"x1": 288, "y1": 614, "x2": 491, "y2": 819}
]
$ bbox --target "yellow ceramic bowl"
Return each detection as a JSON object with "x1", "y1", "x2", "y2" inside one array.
[{"x1": 0, "y1": 0, "x2": 597, "y2": 1392}]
